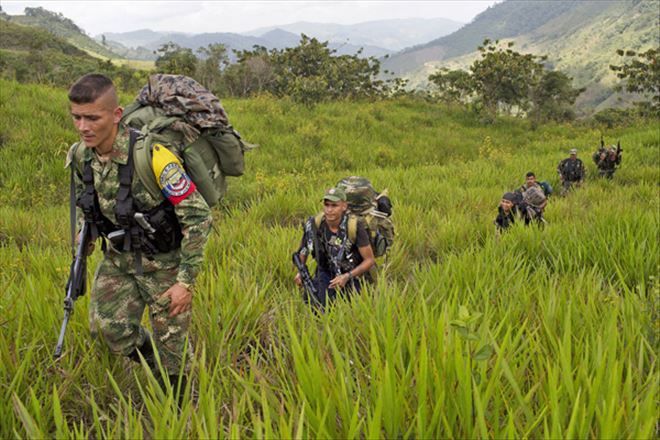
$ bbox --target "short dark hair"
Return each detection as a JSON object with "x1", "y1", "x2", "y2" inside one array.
[
  {"x1": 526, "y1": 172, "x2": 536, "y2": 178},
  {"x1": 68, "y1": 73, "x2": 115, "y2": 104}
]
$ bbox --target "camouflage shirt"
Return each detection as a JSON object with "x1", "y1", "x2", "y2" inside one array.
[
  {"x1": 67, "y1": 125, "x2": 212, "y2": 287},
  {"x1": 557, "y1": 158, "x2": 585, "y2": 182}
]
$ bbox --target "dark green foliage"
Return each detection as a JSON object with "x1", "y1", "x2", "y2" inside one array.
[
  {"x1": 215, "y1": 35, "x2": 398, "y2": 105},
  {"x1": 428, "y1": 40, "x2": 584, "y2": 125},
  {"x1": 428, "y1": 68, "x2": 472, "y2": 103},
  {"x1": 154, "y1": 42, "x2": 198, "y2": 77},
  {"x1": 195, "y1": 43, "x2": 229, "y2": 93},
  {"x1": 219, "y1": 46, "x2": 274, "y2": 97},
  {"x1": 471, "y1": 40, "x2": 547, "y2": 117},
  {"x1": 610, "y1": 48, "x2": 660, "y2": 116},
  {"x1": 591, "y1": 108, "x2": 636, "y2": 128},
  {"x1": 529, "y1": 70, "x2": 585, "y2": 127}
]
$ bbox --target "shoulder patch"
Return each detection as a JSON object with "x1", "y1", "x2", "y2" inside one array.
[{"x1": 152, "y1": 143, "x2": 196, "y2": 205}]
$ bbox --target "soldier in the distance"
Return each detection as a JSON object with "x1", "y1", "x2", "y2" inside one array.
[{"x1": 557, "y1": 148, "x2": 585, "y2": 195}]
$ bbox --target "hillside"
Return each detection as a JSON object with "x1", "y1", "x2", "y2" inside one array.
[
  {"x1": 1, "y1": 79, "x2": 657, "y2": 439},
  {"x1": 383, "y1": 0, "x2": 658, "y2": 112},
  {"x1": 0, "y1": 19, "x2": 106, "y2": 85},
  {"x1": 1, "y1": 6, "x2": 122, "y2": 59}
]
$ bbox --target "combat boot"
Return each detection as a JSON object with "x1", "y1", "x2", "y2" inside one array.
[
  {"x1": 126, "y1": 330, "x2": 156, "y2": 370},
  {"x1": 159, "y1": 374, "x2": 190, "y2": 410}
]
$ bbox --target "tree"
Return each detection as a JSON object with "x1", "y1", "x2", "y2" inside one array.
[
  {"x1": 428, "y1": 68, "x2": 473, "y2": 103},
  {"x1": 610, "y1": 48, "x2": 659, "y2": 116},
  {"x1": 154, "y1": 42, "x2": 197, "y2": 77},
  {"x1": 529, "y1": 70, "x2": 584, "y2": 127},
  {"x1": 219, "y1": 46, "x2": 275, "y2": 97},
  {"x1": 195, "y1": 43, "x2": 229, "y2": 92},
  {"x1": 428, "y1": 39, "x2": 583, "y2": 124},
  {"x1": 470, "y1": 39, "x2": 546, "y2": 117}
]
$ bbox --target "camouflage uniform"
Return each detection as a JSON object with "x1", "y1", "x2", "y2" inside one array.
[
  {"x1": 557, "y1": 157, "x2": 585, "y2": 195},
  {"x1": 337, "y1": 176, "x2": 378, "y2": 214},
  {"x1": 67, "y1": 126, "x2": 212, "y2": 373},
  {"x1": 593, "y1": 147, "x2": 622, "y2": 179}
]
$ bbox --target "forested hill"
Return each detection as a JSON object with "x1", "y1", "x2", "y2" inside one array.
[
  {"x1": 0, "y1": 6, "x2": 120, "y2": 59},
  {"x1": 382, "y1": 0, "x2": 658, "y2": 112}
]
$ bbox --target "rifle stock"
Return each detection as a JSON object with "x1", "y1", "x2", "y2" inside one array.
[{"x1": 54, "y1": 222, "x2": 91, "y2": 359}]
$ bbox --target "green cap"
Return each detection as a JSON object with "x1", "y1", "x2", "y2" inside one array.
[{"x1": 323, "y1": 187, "x2": 347, "y2": 202}]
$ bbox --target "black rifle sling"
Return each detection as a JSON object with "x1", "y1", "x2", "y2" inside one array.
[
  {"x1": 333, "y1": 215, "x2": 350, "y2": 275},
  {"x1": 79, "y1": 160, "x2": 111, "y2": 254},
  {"x1": 114, "y1": 129, "x2": 144, "y2": 274},
  {"x1": 69, "y1": 164, "x2": 77, "y2": 256}
]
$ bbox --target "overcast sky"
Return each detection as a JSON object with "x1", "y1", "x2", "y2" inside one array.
[{"x1": 1, "y1": 1, "x2": 500, "y2": 35}]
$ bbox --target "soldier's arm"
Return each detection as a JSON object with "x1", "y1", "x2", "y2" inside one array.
[{"x1": 173, "y1": 190, "x2": 212, "y2": 288}]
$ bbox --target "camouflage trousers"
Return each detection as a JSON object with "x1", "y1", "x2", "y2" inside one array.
[
  {"x1": 89, "y1": 252, "x2": 192, "y2": 373},
  {"x1": 560, "y1": 179, "x2": 581, "y2": 196},
  {"x1": 598, "y1": 168, "x2": 615, "y2": 179}
]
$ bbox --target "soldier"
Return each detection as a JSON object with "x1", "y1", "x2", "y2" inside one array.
[
  {"x1": 519, "y1": 171, "x2": 552, "y2": 197},
  {"x1": 593, "y1": 143, "x2": 622, "y2": 179},
  {"x1": 557, "y1": 148, "x2": 585, "y2": 195},
  {"x1": 494, "y1": 192, "x2": 517, "y2": 233},
  {"x1": 294, "y1": 187, "x2": 376, "y2": 308},
  {"x1": 65, "y1": 74, "x2": 212, "y2": 398}
]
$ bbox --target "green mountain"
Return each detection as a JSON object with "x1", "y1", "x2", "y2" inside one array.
[
  {"x1": 382, "y1": 0, "x2": 658, "y2": 112},
  {"x1": 0, "y1": 18, "x2": 104, "y2": 85},
  {"x1": 1, "y1": 6, "x2": 121, "y2": 59},
  {"x1": 0, "y1": 18, "x2": 147, "y2": 91}
]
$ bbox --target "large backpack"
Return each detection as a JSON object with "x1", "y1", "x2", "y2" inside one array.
[
  {"x1": 538, "y1": 180, "x2": 553, "y2": 197},
  {"x1": 121, "y1": 74, "x2": 255, "y2": 207},
  {"x1": 334, "y1": 176, "x2": 395, "y2": 258},
  {"x1": 522, "y1": 185, "x2": 547, "y2": 209}
]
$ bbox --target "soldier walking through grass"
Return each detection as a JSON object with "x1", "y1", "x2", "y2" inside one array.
[
  {"x1": 65, "y1": 73, "x2": 212, "y2": 400},
  {"x1": 593, "y1": 143, "x2": 622, "y2": 179},
  {"x1": 494, "y1": 192, "x2": 517, "y2": 233},
  {"x1": 294, "y1": 187, "x2": 375, "y2": 309},
  {"x1": 557, "y1": 148, "x2": 585, "y2": 195}
]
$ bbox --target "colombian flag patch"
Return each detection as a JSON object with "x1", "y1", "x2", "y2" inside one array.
[{"x1": 152, "y1": 144, "x2": 196, "y2": 205}]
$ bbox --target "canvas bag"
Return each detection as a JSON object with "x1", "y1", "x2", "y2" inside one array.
[
  {"x1": 336, "y1": 176, "x2": 395, "y2": 258},
  {"x1": 122, "y1": 74, "x2": 255, "y2": 207}
]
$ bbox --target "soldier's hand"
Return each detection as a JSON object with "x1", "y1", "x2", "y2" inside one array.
[
  {"x1": 161, "y1": 283, "x2": 192, "y2": 317},
  {"x1": 329, "y1": 273, "x2": 350, "y2": 289},
  {"x1": 294, "y1": 273, "x2": 302, "y2": 287}
]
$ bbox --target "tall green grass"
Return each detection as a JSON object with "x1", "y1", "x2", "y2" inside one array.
[{"x1": 1, "y1": 79, "x2": 658, "y2": 438}]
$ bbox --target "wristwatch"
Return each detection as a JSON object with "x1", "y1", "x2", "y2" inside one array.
[
  {"x1": 178, "y1": 281, "x2": 193, "y2": 291},
  {"x1": 347, "y1": 272, "x2": 355, "y2": 281}
]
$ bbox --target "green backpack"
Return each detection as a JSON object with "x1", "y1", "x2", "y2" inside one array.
[
  {"x1": 335, "y1": 176, "x2": 395, "y2": 258},
  {"x1": 121, "y1": 74, "x2": 255, "y2": 207}
]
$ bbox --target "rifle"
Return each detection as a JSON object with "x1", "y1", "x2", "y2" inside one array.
[
  {"x1": 292, "y1": 251, "x2": 321, "y2": 307},
  {"x1": 54, "y1": 221, "x2": 91, "y2": 359}
]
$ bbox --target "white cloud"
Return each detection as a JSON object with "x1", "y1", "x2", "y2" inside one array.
[{"x1": 1, "y1": 0, "x2": 500, "y2": 35}]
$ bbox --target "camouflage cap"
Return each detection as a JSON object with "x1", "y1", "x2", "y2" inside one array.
[
  {"x1": 323, "y1": 187, "x2": 347, "y2": 202},
  {"x1": 569, "y1": 148, "x2": 578, "y2": 155}
]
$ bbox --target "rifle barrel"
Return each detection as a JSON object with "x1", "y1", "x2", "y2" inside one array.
[
  {"x1": 54, "y1": 308, "x2": 71, "y2": 358},
  {"x1": 53, "y1": 222, "x2": 90, "y2": 358}
]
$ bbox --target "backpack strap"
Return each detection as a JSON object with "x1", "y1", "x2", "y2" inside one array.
[
  {"x1": 316, "y1": 213, "x2": 358, "y2": 243},
  {"x1": 347, "y1": 215, "x2": 358, "y2": 243},
  {"x1": 133, "y1": 133, "x2": 164, "y2": 201},
  {"x1": 314, "y1": 212, "x2": 324, "y2": 229},
  {"x1": 114, "y1": 130, "x2": 145, "y2": 274}
]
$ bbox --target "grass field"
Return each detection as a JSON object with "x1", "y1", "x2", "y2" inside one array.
[{"x1": 0, "y1": 79, "x2": 658, "y2": 438}]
